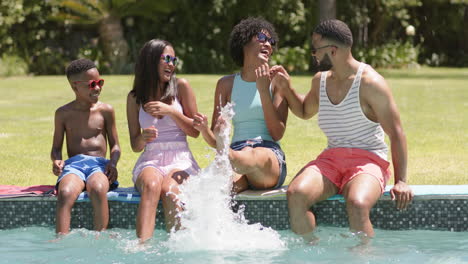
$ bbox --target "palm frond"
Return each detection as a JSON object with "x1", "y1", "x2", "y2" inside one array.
[
  {"x1": 48, "y1": 13, "x2": 98, "y2": 25},
  {"x1": 113, "y1": 0, "x2": 177, "y2": 19},
  {"x1": 60, "y1": 0, "x2": 103, "y2": 19}
]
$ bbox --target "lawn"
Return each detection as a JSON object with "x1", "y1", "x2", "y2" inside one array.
[{"x1": 0, "y1": 67, "x2": 466, "y2": 187}]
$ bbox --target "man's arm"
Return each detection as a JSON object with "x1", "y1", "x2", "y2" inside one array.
[
  {"x1": 271, "y1": 66, "x2": 319, "y2": 120},
  {"x1": 364, "y1": 71, "x2": 413, "y2": 210},
  {"x1": 51, "y1": 108, "x2": 65, "y2": 176},
  {"x1": 103, "y1": 104, "x2": 120, "y2": 183}
]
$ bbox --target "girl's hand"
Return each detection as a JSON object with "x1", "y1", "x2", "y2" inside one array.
[
  {"x1": 142, "y1": 126, "x2": 158, "y2": 143},
  {"x1": 143, "y1": 101, "x2": 174, "y2": 118},
  {"x1": 255, "y1": 63, "x2": 271, "y2": 91},
  {"x1": 193, "y1": 113, "x2": 209, "y2": 132}
]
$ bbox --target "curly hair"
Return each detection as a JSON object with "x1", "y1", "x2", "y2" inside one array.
[
  {"x1": 229, "y1": 17, "x2": 278, "y2": 67},
  {"x1": 131, "y1": 39, "x2": 177, "y2": 105},
  {"x1": 65, "y1": 59, "x2": 96, "y2": 80},
  {"x1": 313, "y1": 19, "x2": 353, "y2": 47}
]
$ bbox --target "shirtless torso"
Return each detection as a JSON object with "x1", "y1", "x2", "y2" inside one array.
[{"x1": 52, "y1": 101, "x2": 116, "y2": 160}]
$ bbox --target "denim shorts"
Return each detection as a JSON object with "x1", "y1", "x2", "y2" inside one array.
[
  {"x1": 230, "y1": 137, "x2": 287, "y2": 189},
  {"x1": 56, "y1": 154, "x2": 119, "y2": 190}
]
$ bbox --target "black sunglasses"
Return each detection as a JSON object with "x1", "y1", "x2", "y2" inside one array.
[
  {"x1": 257, "y1": 32, "x2": 276, "y2": 46},
  {"x1": 311, "y1": 44, "x2": 337, "y2": 55}
]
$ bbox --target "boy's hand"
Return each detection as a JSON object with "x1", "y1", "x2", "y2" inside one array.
[
  {"x1": 143, "y1": 101, "x2": 174, "y2": 118},
  {"x1": 52, "y1": 160, "x2": 64, "y2": 176},
  {"x1": 142, "y1": 126, "x2": 158, "y2": 143},
  {"x1": 105, "y1": 163, "x2": 118, "y2": 183},
  {"x1": 193, "y1": 113, "x2": 209, "y2": 132}
]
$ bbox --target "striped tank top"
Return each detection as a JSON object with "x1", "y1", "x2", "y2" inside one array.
[{"x1": 318, "y1": 63, "x2": 388, "y2": 160}]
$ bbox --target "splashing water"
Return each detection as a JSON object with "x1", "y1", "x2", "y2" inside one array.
[{"x1": 166, "y1": 102, "x2": 285, "y2": 251}]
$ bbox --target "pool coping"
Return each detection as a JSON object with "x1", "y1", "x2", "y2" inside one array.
[{"x1": 1, "y1": 185, "x2": 467, "y2": 231}]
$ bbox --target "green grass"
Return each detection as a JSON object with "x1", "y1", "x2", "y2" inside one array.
[{"x1": 0, "y1": 67, "x2": 467, "y2": 187}]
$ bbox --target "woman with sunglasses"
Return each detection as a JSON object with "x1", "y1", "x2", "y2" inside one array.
[
  {"x1": 194, "y1": 17, "x2": 289, "y2": 193},
  {"x1": 127, "y1": 39, "x2": 200, "y2": 242}
]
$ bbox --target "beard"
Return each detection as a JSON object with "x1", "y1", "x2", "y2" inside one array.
[{"x1": 314, "y1": 53, "x2": 333, "y2": 72}]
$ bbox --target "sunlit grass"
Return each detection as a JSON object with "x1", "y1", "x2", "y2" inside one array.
[{"x1": 0, "y1": 67, "x2": 466, "y2": 186}]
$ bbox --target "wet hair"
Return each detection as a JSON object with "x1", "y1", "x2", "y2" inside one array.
[
  {"x1": 313, "y1": 19, "x2": 353, "y2": 47},
  {"x1": 131, "y1": 39, "x2": 177, "y2": 105},
  {"x1": 229, "y1": 17, "x2": 278, "y2": 67},
  {"x1": 66, "y1": 59, "x2": 96, "y2": 80}
]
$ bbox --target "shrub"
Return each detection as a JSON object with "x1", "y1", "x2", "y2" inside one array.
[
  {"x1": 355, "y1": 41, "x2": 419, "y2": 68},
  {"x1": 0, "y1": 54, "x2": 28, "y2": 77}
]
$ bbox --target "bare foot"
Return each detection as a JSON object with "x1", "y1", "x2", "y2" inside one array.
[{"x1": 302, "y1": 231, "x2": 320, "y2": 245}]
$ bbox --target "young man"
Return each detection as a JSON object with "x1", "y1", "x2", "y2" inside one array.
[
  {"x1": 277, "y1": 19, "x2": 413, "y2": 241},
  {"x1": 51, "y1": 59, "x2": 121, "y2": 235}
]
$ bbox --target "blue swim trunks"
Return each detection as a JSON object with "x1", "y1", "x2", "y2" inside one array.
[
  {"x1": 56, "y1": 154, "x2": 118, "y2": 190},
  {"x1": 230, "y1": 137, "x2": 287, "y2": 189}
]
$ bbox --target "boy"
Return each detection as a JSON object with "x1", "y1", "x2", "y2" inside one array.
[{"x1": 50, "y1": 58, "x2": 121, "y2": 235}]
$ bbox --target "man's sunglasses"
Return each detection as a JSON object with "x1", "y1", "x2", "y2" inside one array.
[
  {"x1": 257, "y1": 32, "x2": 276, "y2": 46},
  {"x1": 311, "y1": 44, "x2": 337, "y2": 55},
  {"x1": 73, "y1": 79, "x2": 104, "y2": 89},
  {"x1": 161, "y1": 54, "x2": 179, "y2": 66}
]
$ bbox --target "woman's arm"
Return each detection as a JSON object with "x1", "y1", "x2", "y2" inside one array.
[
  {"x1": 256, "y1": 63, "x2": 288, "y2": 141},
  {"x1": 126, "y1": 92, "x2": 147, "y2": 152},
  {"x1": 194, "y1": 75, "x2": 233, "y2": 148}
]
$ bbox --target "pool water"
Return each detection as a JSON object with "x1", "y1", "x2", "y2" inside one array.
[{"x1": 0, "y1": 226, "x2": 467, "y2": 264}]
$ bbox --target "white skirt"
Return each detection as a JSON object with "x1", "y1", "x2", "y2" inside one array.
[{"x1": 132, "y1": 141, "x2": 200, "y2": 183}]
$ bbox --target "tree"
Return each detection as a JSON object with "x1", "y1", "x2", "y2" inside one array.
[
  {"x1": 319, "y1": 0, "x2": 336, "y2": 21},
  {"x1": 51, "y1": 0, "x2": 176, "y2": 73}
]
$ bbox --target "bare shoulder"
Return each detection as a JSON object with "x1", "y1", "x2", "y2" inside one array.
[
  {"x1": 214, "y1": 74, "x2": 235, "y2": 102},
  {"x1": 217, "y1": 74, "x2": 235, "y2": 91},
  {"x1": 310, "y1": 71, "x2": 322, "y2": 94},
  {"x1": 97, "y1": 101, "x2": 114, "y2": 112},
  {"x1": 311, "y1": 72, "x2": 321, "y2": 86},
  {"x1": 96, "y1": 102, "x2": 116, "y2": 120},
  {"x1": 55, "y1": 102, "x2": 73, "y2": 118},
  {"x1": 361, "y1": 66, "x2": 391, "y2": 97},
  {"x1": 176, "y1": 78, "x2": 192, "y2": 94},
  {"x1": 177, "y1": 77, "x2": 190, "y2": 88}
]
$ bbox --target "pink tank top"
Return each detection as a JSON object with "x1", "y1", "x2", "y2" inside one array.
[{"x1": 138, "y1": 98, "x2": 187, "y2": 142}]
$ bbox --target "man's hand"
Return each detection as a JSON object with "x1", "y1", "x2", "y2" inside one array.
[
  {"x1": 270, "y1": 65, "x2": 291, "y2": 87},
  {"x1": 52, "y1": 160, "x2": 64, "y2": 176},
  {"x1": 390, "y1": 181, "x2": 414, "y2": 210}
]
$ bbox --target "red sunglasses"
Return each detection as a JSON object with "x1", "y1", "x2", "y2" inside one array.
[{"x1": 73, "y1": 79, "x2": 104, "y2": 89}]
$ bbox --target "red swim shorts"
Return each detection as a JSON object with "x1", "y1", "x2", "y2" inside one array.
[{"x1": 304, "y1": 148, "x2": 391, "y2": 194}]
